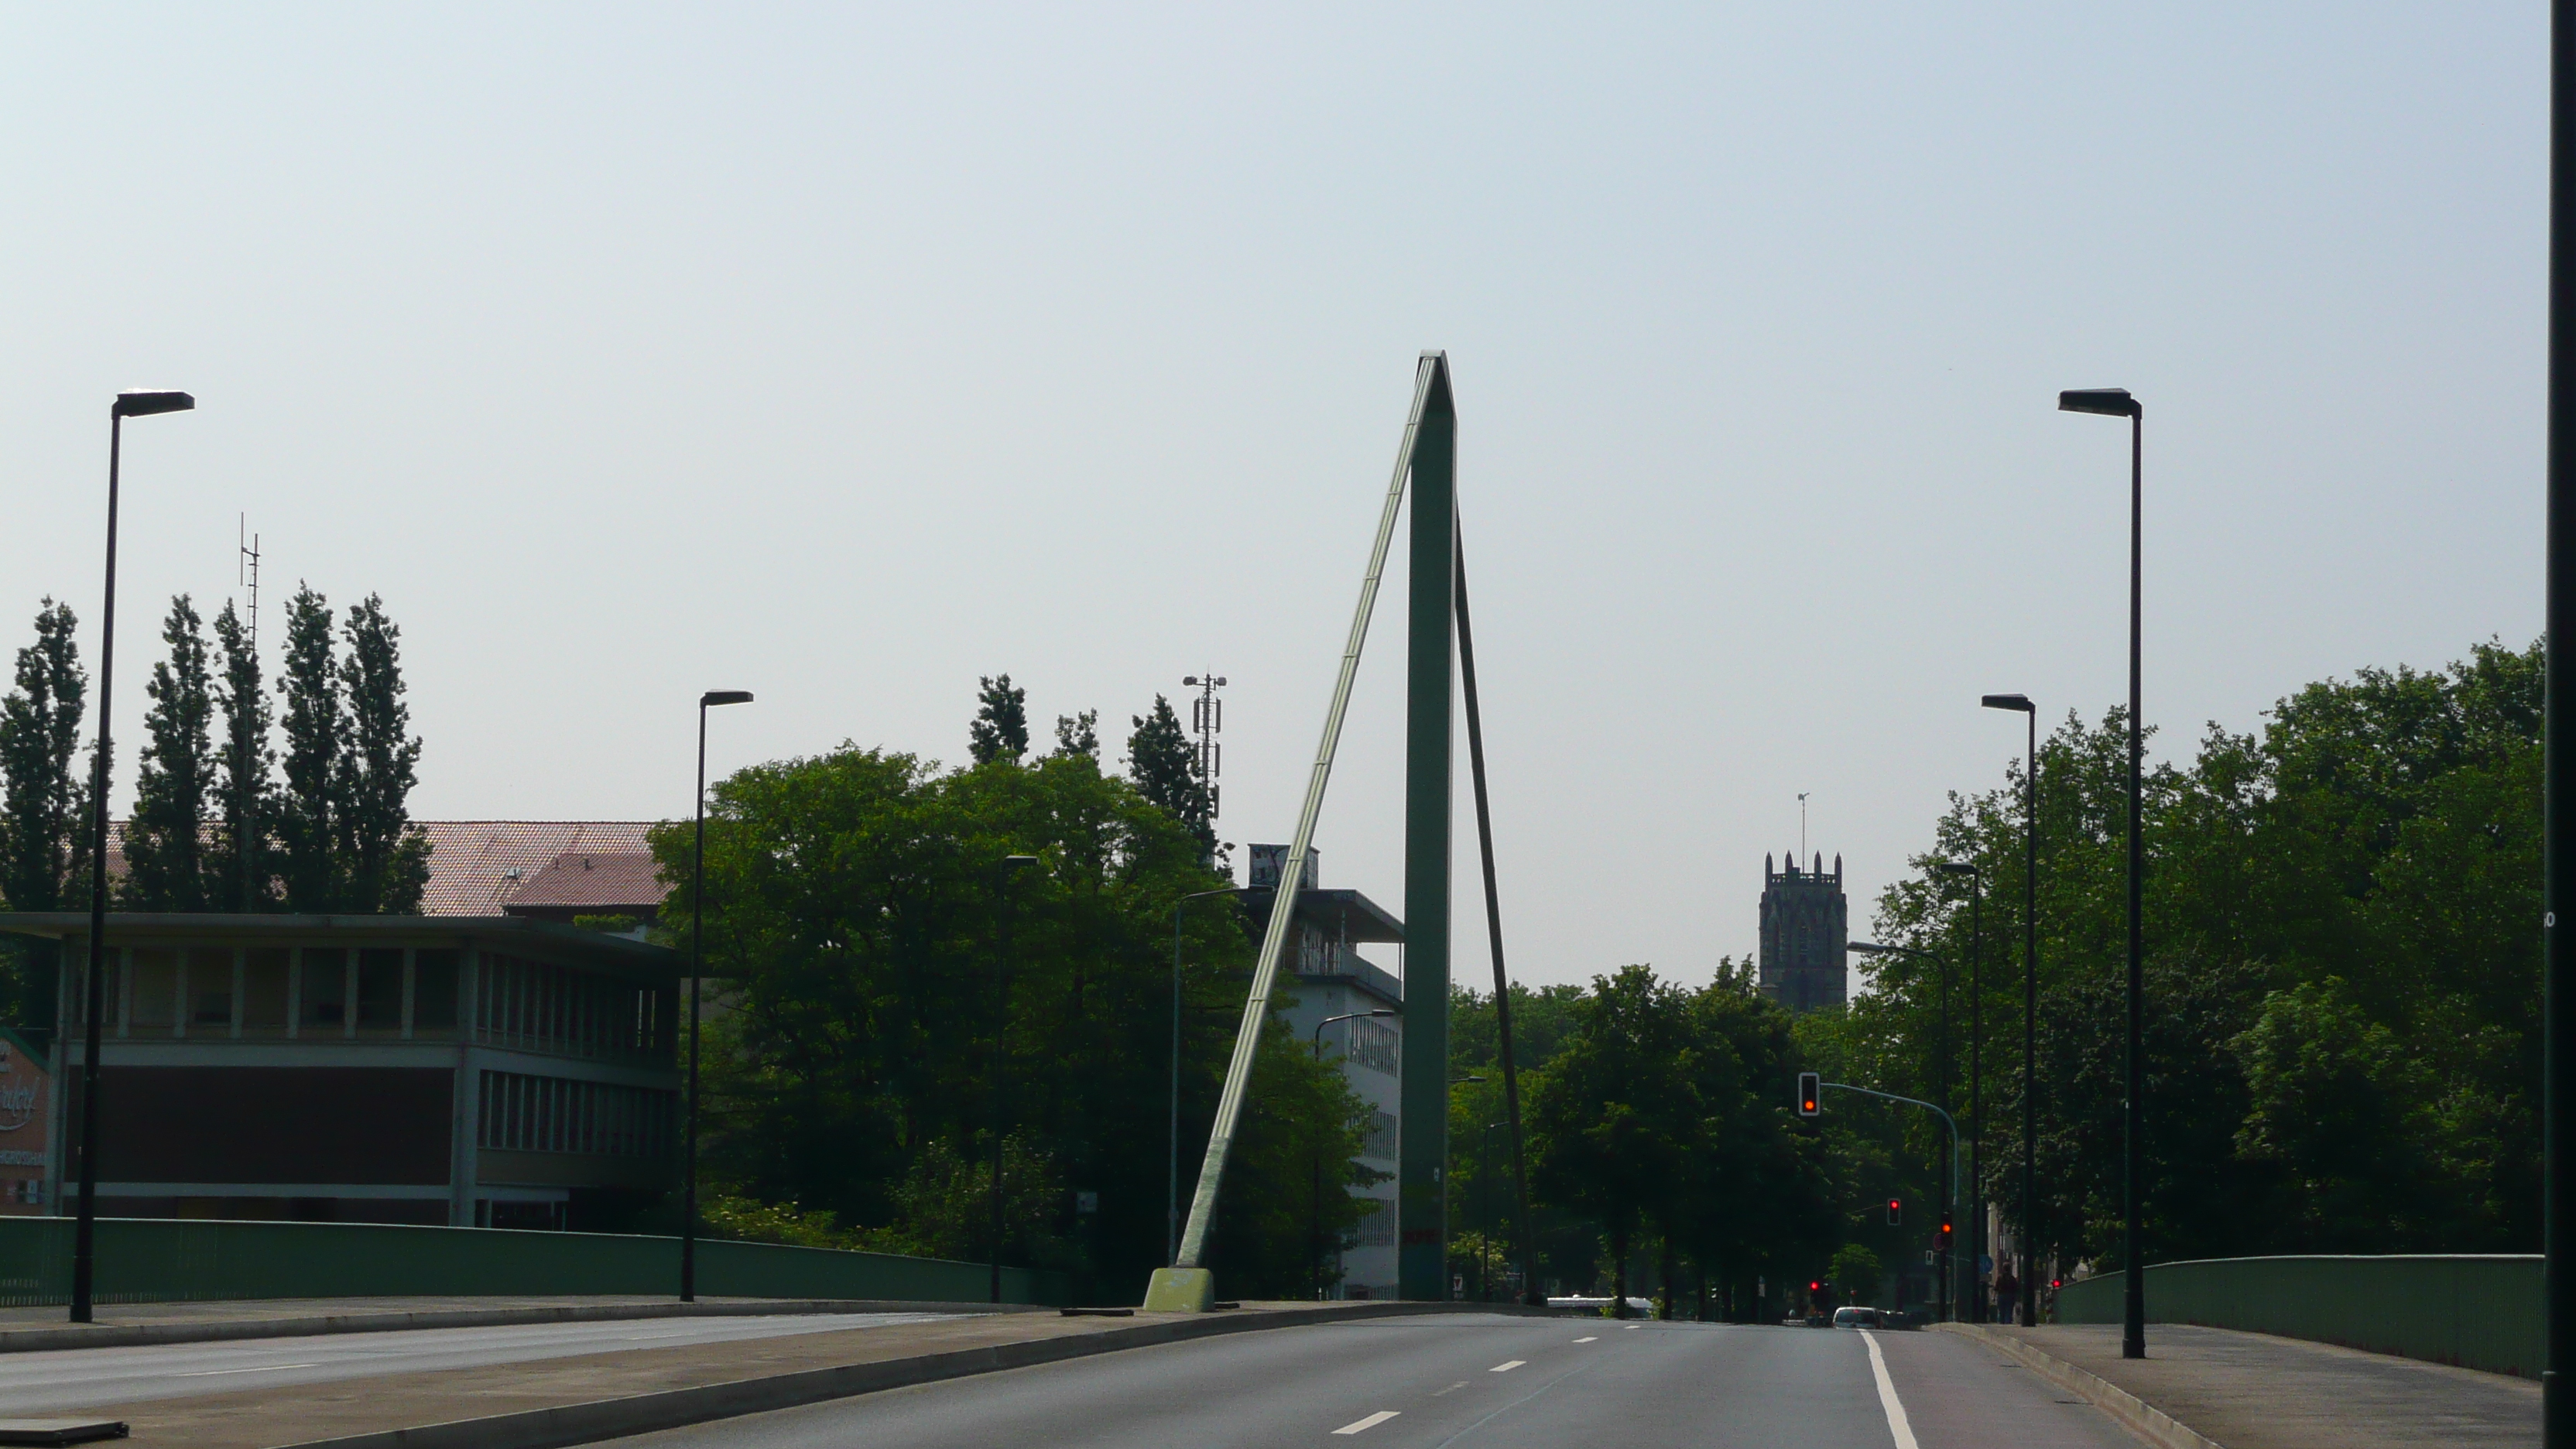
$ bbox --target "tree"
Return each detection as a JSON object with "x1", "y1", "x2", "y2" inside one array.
[
  {"x1": 1526, "y1": 966, "x2": 1703, "y2": 1315},
  {"x1": 647, "y1": 738, "x2": 1368, "y2": 1300},
  {"x1": 336, "y1": 595, "x2": 430, "y2": 913},
  {"x1": 207, "y1": 598, "x2": 277, "y2": 910},
  {"x1": 968, "y1": 674, "x2": 1029, "y2": 765},
  {"x1": 1053, "y1": 710, "x2": 1098, "y2": 759},
  {"x1": 0, "y1": 601, "x2": 87, "y2": 913},
  {"x1": 276, "y1": 585, "x2": 341, "y2": 911},
  {"x1": 124, "y1": 595, "x2": 216, "y2": 910},
  {"x1": 1829, "y1": 1243, "x2": 1882, "y2": 1304},
  {"x1": 1126, "y1": 696, "x2": 1213, "y2": 866}
]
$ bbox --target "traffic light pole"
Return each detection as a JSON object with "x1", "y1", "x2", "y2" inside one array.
[{"x1": 1818, "y1": 1082, "x2": 1961, "y2": 1320}]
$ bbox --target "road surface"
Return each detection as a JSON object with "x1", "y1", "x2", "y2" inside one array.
[
  {"x1": 599, "y1": 1312, "x2": 2139, "y2": 1448},
  {"x1": 0, "y1": 1310, "x2": 961, "y2": 1416}
]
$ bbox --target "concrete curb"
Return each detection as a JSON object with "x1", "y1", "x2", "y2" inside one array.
[
  {"x1": 1936, "y1": 1323, "x2": 2222, "y2": 1449},
  {"x1": 275, "y1": 1301, "x2": 1557, "y2": 1449},
  {"x1": 0, "y1": 1300, "x2": 1033, "y2": 1355}
]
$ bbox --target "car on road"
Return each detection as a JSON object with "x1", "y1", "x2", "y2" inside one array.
[{"x1": 1830, "y1": 1306, "x2": 1884, "y2": 1328}]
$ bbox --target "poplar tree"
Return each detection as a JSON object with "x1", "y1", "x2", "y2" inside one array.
[
  {"x1": 1125, "y1": 696, "x2": 1213, "y2": 865},
  {"x1": 968, "y1": 674, "x2": 1029, "y2": 765},
  {"x1": 124, "y1": 595, "x2": 215, "y2": 909},
  {"x1": 207, "y1": 599, "x2": 276, "y2": 910},
  {"x1": 276, "y1": 585, "x2": 342, "y2": 911},
  {"x1": 336, "y1": 595, "x2": 429, "y2": 913},
  {"x1": 0, "y1": 601, "x2": 89, "y2": 913}
]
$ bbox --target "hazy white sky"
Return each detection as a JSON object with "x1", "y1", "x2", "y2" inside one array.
[{"x1": 1, "y1": 5, "x2": 2543, "y2": 991}]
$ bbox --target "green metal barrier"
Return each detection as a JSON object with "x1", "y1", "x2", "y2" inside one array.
[
  {"x1": 0, "y1": 1218, "x2": 1067, "y2": 1308},
  {"x1": 2054, "y1": 1254, "x2": 2540, "y2": 1379}
]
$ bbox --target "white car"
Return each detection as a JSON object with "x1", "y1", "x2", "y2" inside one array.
[{"x1": 1831, "y1": 1306, "x2": 1884, "y2": 1328}]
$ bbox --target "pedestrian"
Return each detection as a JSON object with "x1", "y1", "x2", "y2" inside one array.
[{"x1": 1994, "y1": 1266, "x2": 2020, "y2": 1325}]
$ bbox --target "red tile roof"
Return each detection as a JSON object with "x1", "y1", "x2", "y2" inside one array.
[
  {"x1": 505, "y1": 849, "x2": 666, "y2": 913},
  {"x1": 412, "y1": 821, "x2": 661, "y2": 916}
]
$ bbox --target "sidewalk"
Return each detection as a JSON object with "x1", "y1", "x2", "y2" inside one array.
[
  {"x1": 50, "y1": 1300, "x2": 1540, "y2": 1448},
  {"x1": 1961, "y1": 1322, "x2": 2537, "y2": 1449},
  {"x1": 0, "y1": 1296, "x2": 1012, "y2": 1353}
]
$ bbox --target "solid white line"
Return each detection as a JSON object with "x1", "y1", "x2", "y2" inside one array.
[
  {"x1": 1861, "y1": 1331, "x2": 1920, "y2": 1449},
  {"x1": 1334, "y1": 1410, "x2": 1401, "y2": 1435},
  {"x1": 176, "y1": 1362, "x2": 320, "y2": 1377},
  {"x1": 1488, "y1": 1359, "x2": 1525, "y2": 1372},
  {"x1": 1573, "y1": 1335, "x2": 1598, "y2": 1343}
]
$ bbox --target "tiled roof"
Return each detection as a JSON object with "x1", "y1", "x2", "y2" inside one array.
[
  {"x1": 504, "y1": 850, "x2": 666, "y2": 913},
  {"x1": 412, "y1": 821, "x2": 660, "y2": 916},
  {"x1": 93, "y1": 820, "x2": 666, "y2": 917}
]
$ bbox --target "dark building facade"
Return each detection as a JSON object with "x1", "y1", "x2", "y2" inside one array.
[
  {"x1": 1759, "y1": 853, "x2": 1848, "y2": 1013},
  {"x1": 2, "y1": 913, "x2": 680, "y2": 1230}
]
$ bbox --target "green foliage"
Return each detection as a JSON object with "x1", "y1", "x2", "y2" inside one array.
[
  {"x1": 652, "y1": 738, "x2": 1372, "y2": 1300},
  {"x1": 124, "y1": 595, "x2": 215, "y2": 910},
  {"x1": 1125, "y1": 696, "x2": 1213, "y2": 868},
  {"x1": 969, "y1": 673, "x2": 1029, "y2": 765},
  {"x1": 0, "y1": 600, "x2": 88, "y2": 914},
  {"x1": 1053, "y1": 710, "x2": 1098, "y2": 759},
  {"x1": 207, "y1": 598, "x2": 277, "y2": 911},
  {"x1": 1829, "y1": 1242, "x2": 1882, "y2": 1301},
  {"x1": 1860, "y1": 638, "x2": 2541, "y2": 1269},
  {"x1": 335, "y1": 596, "x2": 430, "y2": 913},
  {"x1": 276, "y1": 584, "x2": 341, "y2": 912}
]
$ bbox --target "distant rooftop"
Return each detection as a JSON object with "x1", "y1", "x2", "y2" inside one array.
[{"x1": 100, "y1": 820, "x2": 666, "y2": 918}]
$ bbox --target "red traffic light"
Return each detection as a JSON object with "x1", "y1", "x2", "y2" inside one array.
[
  {"x1": 1885, "y1": 1197, "x2": 1903, "y2": 1226},
  {"x1": 1796, "y1": 1071, "x2": 1821, "y2": 1117},
  {"x1": 1808, "y1": 1279, "x2": 1821, "y2": 1293},
  {"x1": 1937, "y1": 1213, "x2": 1954, "y2": 1239}
]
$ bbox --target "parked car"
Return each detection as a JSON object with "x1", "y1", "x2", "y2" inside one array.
[{"x1": 1830, "y1": 1306, "x2": 1885, "y2": 1329}]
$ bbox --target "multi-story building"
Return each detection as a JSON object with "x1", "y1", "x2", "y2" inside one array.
[
  {"x1": 2, "y1": 913, "x2": 680, "y2": 1229},
  {"x1": 1239, "y1": 844, "x2": 1404, "y2": 1300},
  {"x1": 1758, "y1": 852, "x2": 1848, "y2": 1013}
]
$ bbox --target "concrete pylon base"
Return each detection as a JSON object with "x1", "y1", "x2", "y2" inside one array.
[{"x1": 1142, "y1": 1267, "x2": 1215, "y2": 1313}]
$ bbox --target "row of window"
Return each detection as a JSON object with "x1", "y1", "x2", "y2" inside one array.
[
  {"x1": 474, "y1": 953, "x2": 671, "y2": 1064},
  {"x1": 1345, "y1": 1017, "x2": 1400, "y2": 1077},
  {"x1": 1352, "y1": 1197, "x2": 1395, "y2": 1248},
  {"x1": 1360, "y1": 1111, "x2": 1397, "y2": 1160},
  {"x1": 76, "y1": 947, "x2": 461, "y2": 1039},
  {"x1": 477, "y1": 1070, "x2": 674, "y2": 1159}
]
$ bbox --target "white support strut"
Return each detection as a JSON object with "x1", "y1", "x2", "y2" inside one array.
[{"x1": 1172, "y1": 353, "x2": 1444, "y2": 1270}]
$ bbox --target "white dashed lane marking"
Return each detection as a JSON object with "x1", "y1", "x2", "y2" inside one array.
[
  {"x1": 176, "y1": 1363, "x2": 320, "y2": 1377},
  {"x1": 1489, "y1": 1360, "x2": 1526, "y2": 1372},
  {"x1": 1334, "y1": 1410, "x2": 1401, "y2": 1435},
  {"x1": 1573, "y1": 1335, "x2": 1598, "y2": 1343}
]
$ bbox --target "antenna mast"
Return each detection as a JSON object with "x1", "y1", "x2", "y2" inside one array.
[
  {"x1": 1182, "y1": 673, "x2": 1225, "y2": 821},
  {"x1": 235, "y1": 516, "x2": 262, "y2": 910}
]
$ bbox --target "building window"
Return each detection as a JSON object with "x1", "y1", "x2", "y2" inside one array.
[
  {"x1": 478, "y1": 1070, "x2": 674, "y2": 1158},
  {"x1": 413, "y1": 951, "x2": 461, "y2": 1033},
  {"x1": 1353, "y1": 1197, "x2": 1395, "y2": 1248},
  {"x1": 302, "y1": 949, "x2": 348, "y2": 1029},
  {"x1": 356, "y1": 950, "x2": 405, "y2": 1033},
  {"x1": 241, "y1": 949, "x2": 290, "y2": 1034},
  {"x1": 1361, "y1": 1111, "x2": 1397, "y2": 1160},
  {"x1": 130, "y1": 949, "x2": 180, "y2": 1034},
  {"x1": 1346, "y1": 1016, "x2": 1399, "y2": 1076}
]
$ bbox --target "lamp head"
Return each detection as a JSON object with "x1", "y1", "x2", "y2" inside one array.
[
  {"x1": 701, "y1": 690, "x2": 754, "y2": 708},
  {"x1": 1370, "y1": 1009, "x2": 1396, "y2": 1017},
  {"x1": 114, "y1": 390, "x2": 194, "y2": 418},
  {"x1": 1982, "y1": 694, "x2": 2035, "y2": 714},
  {"x1": 1846, "y1": 941, "x2": 1891, "y2": 956},
  {"x1": 2057, "y1": 388, "x2": 2137, "y2": 418},
  {"x1": 1184, "y1": 677, "x2": 1198, "y2": 686},
  {"x1": 1002, "y1": 855, "x2": 1040, "y2": 868},
  {"x1": 1936, "y1": 862, "x2": 1978, "y2": 879}
]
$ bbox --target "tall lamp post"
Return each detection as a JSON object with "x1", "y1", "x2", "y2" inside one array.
[
  {"x1": 1982, "y1": 693, "x2": 2041, "y2": 1325},
  {"x1": 2060, "y1": 385, "x2": 2146, "y2": 1357},
  {"x1": 681, "y1": 689, "x2": 753, "y2": 1303},
  {"x1": 1933, "y1": 862, "x2": 1982, "y2": 1321},
  {"x1": 71, "y1": 389, "x2": 195, "y2": 1325},
  {"x1": 990, "y1": 855, "x2": 1040, "y2": 1304},
  {"x1": 1481, "y1": 1119, "x2": 1507, "y2": 1302},
  {"x1": 1847, "y1": 938, "x2": 1954, "y2": 1322},
  {"x1": 1310, "y1": 1009, "x2": 1397, "y2": 1298},
  {"x1": 1168, "y1": 888, "x2": 1236, "y2": 1266},
  {"x1": 2549, "y1": 4, "x2": 2574, "y2": 1439}
]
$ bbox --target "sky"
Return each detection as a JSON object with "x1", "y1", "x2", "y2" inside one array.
[{"x1": 0, "y1": 5, "x2": 2544, "y2": 992}]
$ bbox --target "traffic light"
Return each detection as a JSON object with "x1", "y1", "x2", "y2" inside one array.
[
  {"x1": 1938, "y1": 1211, "x2": 1954, "y2": 1248},
  {"x1": 1886, "y1": 1197, "x2": 1903, "y2": 1226},
  {"x1": 1796, "y1": 1071, "x2": 1821, "y2": 1117}
]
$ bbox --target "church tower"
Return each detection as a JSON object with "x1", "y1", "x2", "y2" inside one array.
[{"x1": 1759, "y1": 852, "x2": 1848, "y2": 1012}]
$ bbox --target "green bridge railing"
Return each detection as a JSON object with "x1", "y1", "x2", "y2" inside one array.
[
  {"x1": 2054, "y1": 1254, "x2": 2539, "y2": 1379},
  {"x1": 0, "y1": 1217, "x2": 1068, "y2": 1308}
]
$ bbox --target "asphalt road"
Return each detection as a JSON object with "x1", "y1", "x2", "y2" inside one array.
[
  {"x1": 0, "y1": 1310, "x2": 962, "y2": 1416},
  {"x1": 600, "y1": 1313, "x2": 2143, "y2": 1448}
]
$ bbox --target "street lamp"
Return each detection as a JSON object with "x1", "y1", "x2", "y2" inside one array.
[
  {"x1": 1311, "y1": 1009, "x2": 1398, "y2": 1299},
  {"x1": 1446, "y1": 1074, "x2": 1487, "y2": 1304},
  {"x1": 2060, "y1": 385, "x2": 2146, "y2": 1358},
  {"x1": 1169, "y1": 887, "x2": 1237, "y2": 1266},
  {"x1": 991, "y1": 854, "x2": 1041, "y2": 1304},
  {"x1": 681, "y1": 689, "x2": 753, "y2": 1303},
  {"x1": 1982, "y1": 693, "x2": 2041, "y2": 1327},
  {"x1": 71, "y1": 389, "x2": 194, "y2": 1324},
  {"x1": 1934, "y1": 860, "x2": 1982, "y2": 1321},
  {"x1": 1481, "y1": 1119, "x2": 1508, "y2": 1303},
  {"x1": 1848, "y1": 939, "x2": 1955, "y2": 1323}
]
